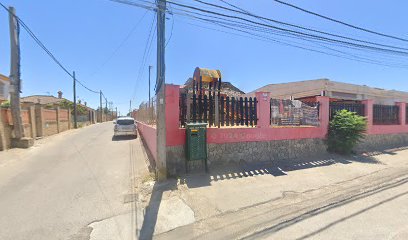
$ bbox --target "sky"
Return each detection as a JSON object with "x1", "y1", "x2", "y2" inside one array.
[{"x1": 1, "y1": 0, "x2": 408, "y2": 115}]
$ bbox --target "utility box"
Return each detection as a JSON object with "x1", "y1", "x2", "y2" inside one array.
[{"x1": 185, "y1": 123, "x2": 208, "y2": 172}]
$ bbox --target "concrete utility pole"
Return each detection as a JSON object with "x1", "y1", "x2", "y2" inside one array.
[
  {"x1": 156, "y1": 0, "x2": 167, "y2": 181},
  {"x1": 116, "y1": 107, "x2": 118, "y2": 119},
  {"x1": 129, "y1": 100, "x2": 132, "y2": 115},
  {"x1": 73, "y1": 71, "x2": 78, "y2": 129},
  {"x1": 8, "y1": 6, "x2": 24, "y2": 139},
  {"x1": 99, "y1": 90, "x2": 102, "y2": 122}
]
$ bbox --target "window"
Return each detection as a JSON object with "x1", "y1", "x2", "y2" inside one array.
[{"x1": 117, "y1": 119, "x2": 134, "y2": 125}]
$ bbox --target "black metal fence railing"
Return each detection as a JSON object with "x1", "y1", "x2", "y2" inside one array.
[
  {"x1": 270, "y1": 99, "x2": 320, "y2": 126},
  {"x1": 180, "y1": 93, "x2": 257, "y2": 128},
  {"x1": 135, "y1": 97, "x2": 157, "y2": 125},
  {"x1": 373, "y1": 104, "x2": 399, "y2": 125},
  {"x1": 329, "y1": 102, "x2": 365, "y2": 120}
]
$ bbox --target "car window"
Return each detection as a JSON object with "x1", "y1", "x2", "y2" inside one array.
[{"x1": 117, "y1": 119, "x2": 134, "y2": 125}]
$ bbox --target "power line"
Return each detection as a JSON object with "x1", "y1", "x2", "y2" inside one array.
[
  {"x1": 110, "y1": 0, "x2": 408, "y2": 68},
  {"x1": 272, "y1": 0, "x2": 408, "y2": 43},
  {"x1": 131, "y1": 13, "x2": 157, "y2": 101},
  {"x1": 167, "y1": 0, "x2": 408, "y2": 56},
  {"x1": 192, "y1": 0, "x2": 408, "y2": 52},
  {"x1": 89, "y1": 10, "x2": 148, "y2": 77},
  {"x1": 0, "y1": 2, "x2": 100, "y2": 94}
]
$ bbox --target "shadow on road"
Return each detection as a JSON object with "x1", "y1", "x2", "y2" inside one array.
[
  {"x1": 111, "y1": 136, "x2": 137, "y2": 141},
  {"x1": 178, "y1": 153, "x2": 381, "y2": 189},
  {"x1": 247, "y1": 176, "x2": 408, "y2": 239},
  {"x1": 139, "y1": 180, "x2": 177, "y2": 240}
]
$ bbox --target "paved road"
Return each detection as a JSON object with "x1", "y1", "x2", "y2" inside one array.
[
  {"x1": 155, "y1": 150, "x2": 408, "y2": 240},
  {"x1": 0, "y1": 122, "x2": 148, "y2": 240},
  {"x1": 261, "y1": 178, "x2": 408, "y2": 240}
]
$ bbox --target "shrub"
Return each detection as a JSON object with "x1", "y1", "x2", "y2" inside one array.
[
  {"x1": 0, "y1": 100, "x2": 10, "y2": 108},
  {"x1": 328, "y1": 109, "x2": 367, "y2": 154}
]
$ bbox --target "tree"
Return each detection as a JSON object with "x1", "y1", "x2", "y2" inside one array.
[
  {"x1": 327, "y1": 109, "x2": 367, "y2": 154},
  {"x1": 58, "y1": 99, "x2": 88, "y2": 115}
]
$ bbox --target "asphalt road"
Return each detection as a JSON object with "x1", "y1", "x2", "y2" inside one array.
[{"x1": 0, "y1": 122, "x2": 148, "y2": 240}]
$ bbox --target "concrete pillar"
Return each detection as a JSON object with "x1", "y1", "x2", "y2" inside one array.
[
  {"x1": 29, "y1": 105, "x2": 36, "y2": 138},
  {"x1": 0, "y1": 109, "x2": 7, "y2": 151},
  {"x1": 362, "y1": 99, "x2": 373, "y2": 134},
  {"x1": 56, "y1": 107, "x2": 61, "y2": 133},
  {"x1": 68, "y1": 108, "x2": 72, "y2": 129},
  {"x1": 35, "y1": 104, "x2": 44, "y2": 137},
  {"x1": 396, "y1": 102, "x2": 406, "y2": 125},
  {"x1": 255, "y1": 92, "x2": 270, "y2": 128},
  {"x1": 316, "y1": 96, "x2": 330, "y2": 136}
]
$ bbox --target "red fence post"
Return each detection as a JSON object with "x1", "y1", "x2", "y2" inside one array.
[
  {"x1": 362, "y1": 99, "x2": 373, "y2": 134},
  {"x1": 396, "y1": 102, "x2": 406, "y2": 125},
  {"x1": 255, "y1": 92, "x2": 270, "y2": 128},
  {"x1": 165, "y1": 84, "x2": 181, "y2": 145},
  {"x1": 316, "y1": 96, "x2": 329, "y2": 137}
]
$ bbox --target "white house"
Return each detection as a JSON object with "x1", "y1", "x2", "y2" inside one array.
[{"x1": 0, "y1": 74, "x2": 10, "y2": 101}]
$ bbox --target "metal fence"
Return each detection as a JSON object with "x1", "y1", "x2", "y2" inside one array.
[
  {"x1": 373, "y1": 104, "x2": 399, "y2": 125},
  {"x1": 270, "y1": 99, "x2": 320, "y2": 126},
  {"x1": 180, "y1": 93, "x2": 257, "y2": 127},
  {"x1": 329, "y1": 102, "x2": 365, "y2": 120},
  {"x1": 135, "y1": 97, "x2": 157, "y2": 125}
]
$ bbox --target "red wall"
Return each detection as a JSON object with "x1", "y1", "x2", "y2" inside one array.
[
  {"x1": 137, "y1": 122, "x2": 157, "y2": 162},
  {"x1": 363, "y1": 100, "x2": 408, "y2": 135},
  {"x1": 164, "y1": 84, "x2": 330, "y2": 147}
]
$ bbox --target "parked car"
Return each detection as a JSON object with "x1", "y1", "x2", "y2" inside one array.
[{"x1": 113, "y1": 117, "x2": 137, "y2": 138}]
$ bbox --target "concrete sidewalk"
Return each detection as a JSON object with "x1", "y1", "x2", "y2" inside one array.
[{"x1": 138, "y1": 147, "x2": 408, "y2": 239}]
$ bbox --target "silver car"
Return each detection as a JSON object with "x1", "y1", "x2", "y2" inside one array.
[{"x1": 113, "y1": 117, "x2": 137, "y2": 138}]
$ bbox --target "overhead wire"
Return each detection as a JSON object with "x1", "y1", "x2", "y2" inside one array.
[
  {"x1": 89, "y1": 10, "x2": 148, "y2": 78},
  {"x1": 167, "y1": 3, "x2": 408, "y2": 67},
  {"x1": 109, "y1": 0, "x2": 408, "y2": 68},
  {"x1": 272, "y1": 0, "x2": 408, "y2": 43},
  {"x1": 166, "y1": 0, "x2": 408, "y2": 56},
  {"x1": 0, "y1": 2, "x2": 101, "y2": 95},
  {"x1": 131, "y1": 12, "x2": 157, "y2": 101},
  {"x1": 190, "y1": 0, "x2": 408, "y2": 52}
]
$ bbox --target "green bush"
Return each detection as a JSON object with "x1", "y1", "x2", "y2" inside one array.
[
  {"x1": 328, "y1": 109, "x2": 367, "y2": 154},
  {"x1": 0, "y1": 100, "x2": 10, "y2": 108}
]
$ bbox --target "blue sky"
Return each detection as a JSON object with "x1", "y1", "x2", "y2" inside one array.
[{"x1": 1, "y1": 0, "x2": 408, "y2": 114}]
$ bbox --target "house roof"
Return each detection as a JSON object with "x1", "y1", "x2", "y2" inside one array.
[
  {"x1": 246, "y1": 78, "x2": 408, "y2": 103},
  {"x1": 0, "y1": 74, "x2": 9, "y2": 82},
  {"x1": 21, "y1": 95, "x2": 68, "y2": 105}
]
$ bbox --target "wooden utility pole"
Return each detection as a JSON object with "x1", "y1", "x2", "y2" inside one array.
[
  {"x1": 99, "y1": 90, "x2": 102, "y2": 122},
  {"x1": 8, "y1": 6, "x2": 23, "y2": 139},
  {"x1": 156, "y1": 0, "x2": 167, "y2": 181},
  {"x1": 73, "y1": 71, "x2": 78, "y2": 129},
  {"x1": 148, "y1": 65, "x2": 152, "y2": 105},
  {"x1": 105, "y1": 98, "x2": 108, "y2": 120}
]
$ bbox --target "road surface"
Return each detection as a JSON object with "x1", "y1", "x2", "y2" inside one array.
[{"x1": 0, "y1": 122, "x2": 148, "y2": 240}]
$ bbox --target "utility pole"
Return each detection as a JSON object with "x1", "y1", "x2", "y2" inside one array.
[
  {"x1": 156, "y1": 0, "x2": 167, "y2": 181},
  {"x1": 105, "y1": 98, "x2": 108, "y2": 120},
  {"x1": 149, "y1": 65, "x2": 153, "y2": 123},
  {"x1": 148, "y1": 65, "x2": 152, "y2": 105},
  {"x1": 73, "y1": 71, "x2": 78, "y2": 129},
  {"x1": 8, "y1": 6, "x2": 24, "y2": 140},
  {"x1": 129, "y1": 100, "x2": 132, "y2": 116},
  {"x1": 116, "y1": 107, "x2": 118, "y2": 119},
  {"x1": 99, "y1": 90, "x2": 102, "y2": 122}
]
